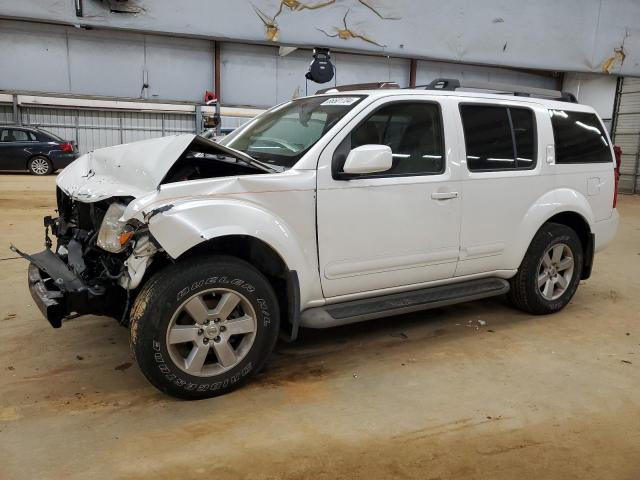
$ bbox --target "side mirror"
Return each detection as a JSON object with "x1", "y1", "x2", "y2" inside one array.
[{"x1": 342, "y1": 144, "x2": 392, "y2": 175}]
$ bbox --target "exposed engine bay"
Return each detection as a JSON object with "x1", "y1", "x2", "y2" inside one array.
[
  {"x1": 13, "y1": 188, "x2": 164, "y2": 327},
  {"x1": 13, "y1": 133, "x2": 285, "y2": 328}
]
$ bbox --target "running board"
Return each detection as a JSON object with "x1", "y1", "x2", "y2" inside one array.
[{"x1": 300, "y1": 278, "x2": 509, "y2": 329}]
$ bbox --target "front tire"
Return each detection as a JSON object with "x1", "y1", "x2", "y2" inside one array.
[
  {"x1": 508, "y1": 223, "x2": 583, "y2": 315},
  {"x1": 130, "y1": 255, "x2": 280, "y2": 399},
  {"x1": 28, "y1": 156, "x2": 53, "y2": 175}
]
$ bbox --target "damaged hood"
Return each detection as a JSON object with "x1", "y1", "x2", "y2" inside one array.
[{"x1": 57, "y1": 134, "x2": 275, "y2": 202}]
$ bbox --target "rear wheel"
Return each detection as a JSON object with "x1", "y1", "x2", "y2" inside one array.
[
  {"x1": 508, "y1": 223, "x2": 583, "y2": 315},
  {"x1": 130, "y1": 255, "x2": 280, "y2": 399},
  {"x1": 28, "y1": 156, "x2": 53, "y2": 175}
]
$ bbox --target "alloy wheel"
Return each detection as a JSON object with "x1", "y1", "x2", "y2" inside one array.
[
  {"x1": 30, "y1": 158, "x2": 50, "y2": 175},
  {"x1": 166, "y1": 288, "x2": 257, "y2": 377},
  {"x1": 537, "y1": 243, "x2": 575, "y2": 301}
]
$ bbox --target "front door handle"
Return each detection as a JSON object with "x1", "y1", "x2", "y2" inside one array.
[{"x1": 431, "y1": 191, "x2": 459, "y2": 200}]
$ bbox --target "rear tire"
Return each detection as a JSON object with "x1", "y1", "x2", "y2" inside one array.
[
  {"x1": 508, "y1": 223, "x2": 583, "y2": 315},
  {"x1": 28, "y1": 156, "x2": 53, "y2": 175},
  {"x1": 130, "y1": 255, "x2": 280, "y2": 400}
]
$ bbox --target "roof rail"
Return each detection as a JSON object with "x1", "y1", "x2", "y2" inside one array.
[
  {"x1": 417, "y1": 78, "x2": 578, "y2": 103},
  {"x1": 316, "y1": 82, "x2": 400, "y2": 94}
]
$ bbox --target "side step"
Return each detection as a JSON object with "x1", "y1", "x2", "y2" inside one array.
[{"x1": 300, "y1": 278, "x2": 510, "y2": 329}]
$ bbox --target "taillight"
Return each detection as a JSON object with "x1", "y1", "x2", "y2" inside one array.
[
  {"x1": 59, "y1": 142, "x2": 73, "y2": 153},
  {"x1": 613, "y1": 145, "x2": 622, "y2": 208}
]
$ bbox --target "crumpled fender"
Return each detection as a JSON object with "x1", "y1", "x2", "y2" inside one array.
[
  {"x1": 503, "y1": 187, "x2": 596, "y2": 269},
  {"x1": 145, "y1": 197, "x2": 319, "y2": 302}
]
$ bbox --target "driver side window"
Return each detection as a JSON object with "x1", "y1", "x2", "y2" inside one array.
[{"x1": 335, "y1": 101, "x2": 445, "y2": 178}]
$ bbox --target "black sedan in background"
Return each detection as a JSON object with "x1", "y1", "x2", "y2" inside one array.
[{"x1": 0, "y1": 126, "x2": 79, "y2": 175}]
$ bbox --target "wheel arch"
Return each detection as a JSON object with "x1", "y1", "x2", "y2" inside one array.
[
  {"x1": 537, "y1": 211, "x2": 594, "y2": 279},
  {"x1": 507, "y1": 188, "x2": 596, "y2": 279},
  {"x1": 146, "y1": 200, "x2": 319, "y2": 339}
]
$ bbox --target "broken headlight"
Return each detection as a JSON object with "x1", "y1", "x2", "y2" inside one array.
[{"x1": 96, "y1": 203, "x2": 132, "y2": 253}]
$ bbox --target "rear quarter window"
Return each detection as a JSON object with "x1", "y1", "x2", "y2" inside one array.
[{"x1": 550, "y1": 110, "x2": 612, "y2": 164}]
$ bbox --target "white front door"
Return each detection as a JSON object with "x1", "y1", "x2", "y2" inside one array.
[{"x1": 316, "y1": 98, "x2": 462, "y2": 298}]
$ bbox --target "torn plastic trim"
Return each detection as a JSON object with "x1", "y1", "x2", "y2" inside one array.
[{"x1": 11, "y1": 245, "x2": 87, "y2": 293}]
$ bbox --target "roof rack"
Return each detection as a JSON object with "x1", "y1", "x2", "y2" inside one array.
[
  {"x1": 316, "y1": 82, "x2": 400, "y2": 94},
  {"x1": 417, "y1": 78, "x2": 578, "y2": 103}
]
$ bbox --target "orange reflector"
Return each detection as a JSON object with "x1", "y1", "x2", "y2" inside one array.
[{"x1": 119, "y1": 231, "x2": 134, "y2": 246}]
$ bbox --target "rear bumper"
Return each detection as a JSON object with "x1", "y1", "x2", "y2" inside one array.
[{"x1": 593, "y1": 209, "x2": 620, "y2": 253}]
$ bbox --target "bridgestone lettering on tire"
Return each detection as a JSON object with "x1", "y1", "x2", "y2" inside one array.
[
  {"x1": 508, "y1": 223, "x2": 583, "y2": 315},
  {"x1": 130, "y1": 255, "x2": 280, "y2": 400}
]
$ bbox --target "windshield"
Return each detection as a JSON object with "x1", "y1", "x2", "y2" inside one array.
[{"x1": 221, "y1": 95, "x2": 365, "y2": 169}]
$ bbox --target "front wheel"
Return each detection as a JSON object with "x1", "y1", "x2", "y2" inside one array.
[
  {"x1": 508, "y1": 223, "x2": 583, "y2": 315},
  {"x1": 130, "y1": 255, "x2": 280, "y2": 399}
]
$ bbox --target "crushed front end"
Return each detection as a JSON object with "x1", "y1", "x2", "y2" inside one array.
[{"x1": 14, "y1": 187, "x2": 158, "y2": 328}]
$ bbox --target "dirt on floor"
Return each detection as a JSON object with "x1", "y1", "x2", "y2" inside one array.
[{"x1": 0, "y1": 173, "x2": 639, "y2": 480}]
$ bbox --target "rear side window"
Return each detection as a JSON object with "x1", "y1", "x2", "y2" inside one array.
[
  {"x1": 36, "y1": 129, "x2": 63, "y2": 142},
  {"x1": 0, "y1": 129, "x2": 34, "y2": 142},
  {"x1": 460, "y1": 105, "x2": 536, "y2": 171},
  {"x1": 550, "y1": 110, "x2": 612, "y2": 163}
]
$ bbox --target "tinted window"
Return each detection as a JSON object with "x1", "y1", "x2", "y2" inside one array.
[
  {"x1": 511, "y1": 108, "x2": 535, "y2": 166},
  {"x1": 1, "y1": 129, "x2": 33, "y2": 142},
  {"x1": 460, "y1": 105, "x2": 536, "y2": 171},
  {"x1": 348, "y1": 102, "x2": 444, "y2": 176},
  {"x1": 550, "y1": 110, "x2": 612, "y2": 163}
]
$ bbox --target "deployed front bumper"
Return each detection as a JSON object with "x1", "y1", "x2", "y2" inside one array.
[
  {"x1": 28, "y1": 262, "x2": 67, "y2": 328},
  {"x1": 15, "y1": 246, "x2": 114, "y2": 328}
]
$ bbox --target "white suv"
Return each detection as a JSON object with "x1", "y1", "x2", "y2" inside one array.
[{"x1": 18, "y1": 79, "x2": 619, "y2": 399}]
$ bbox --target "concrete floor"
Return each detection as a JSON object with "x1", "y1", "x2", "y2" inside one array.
[{"x1": 0, "y1": 173, "x2": 639, "y2": 479}]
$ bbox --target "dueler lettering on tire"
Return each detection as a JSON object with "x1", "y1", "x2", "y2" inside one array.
[{"x1": 130, "y1": 255, "x2": 280, "y2": 400}]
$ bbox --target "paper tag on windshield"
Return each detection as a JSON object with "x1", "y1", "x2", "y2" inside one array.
[{"x1": 321, "y1": 97, "x2": 360, "y2": 106}]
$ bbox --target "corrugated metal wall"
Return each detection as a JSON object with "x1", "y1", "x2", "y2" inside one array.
[
  {"x1": 612, "y1": 77, "x2": 640, "y2": 193},
  {"x1": 0, "y1": 103, "x2": 196, "y2": 153},
  {"x1": 0, "y1": 101, "x2": 254, "y2": 154}
]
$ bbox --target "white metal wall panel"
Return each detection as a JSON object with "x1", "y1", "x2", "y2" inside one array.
[
  {"x1": 613, "y1": 77, "x2": 640, "y2": 193},
  {"x1": 67, "y1": 29, "x2": 146, "y2": 99},
  {"x1": 144, "y1": 35, "x2": 214, "y2": 102},
  {"x1": 220, "y1": 43, "x2": 278, "y2": 108},
  {"x1": 0, "y1": 20, "x2": 214, "y2": 102},
  {"x1": 416, "y1": 59, "x2": 557, "y2": 90},
  {"x1": 221, "y1": 43, "x2": 410, "y2": 108},
  {"x1": 0, "y1": 20, "x2": 70, "y2": 94}
]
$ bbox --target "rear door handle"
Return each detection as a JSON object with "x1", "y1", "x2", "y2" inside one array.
[{"x1": 431, "y1": 191, "x2": 459, "y2": 200}]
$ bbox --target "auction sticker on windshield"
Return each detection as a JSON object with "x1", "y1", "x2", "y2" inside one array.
[{"x1": 321, "y1": 97, "x2": 361, "y2": 106}]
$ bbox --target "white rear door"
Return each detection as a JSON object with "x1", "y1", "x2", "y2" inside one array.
[{"x1": 455, "y1": 100, "x2": 553, "y2": 276}]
